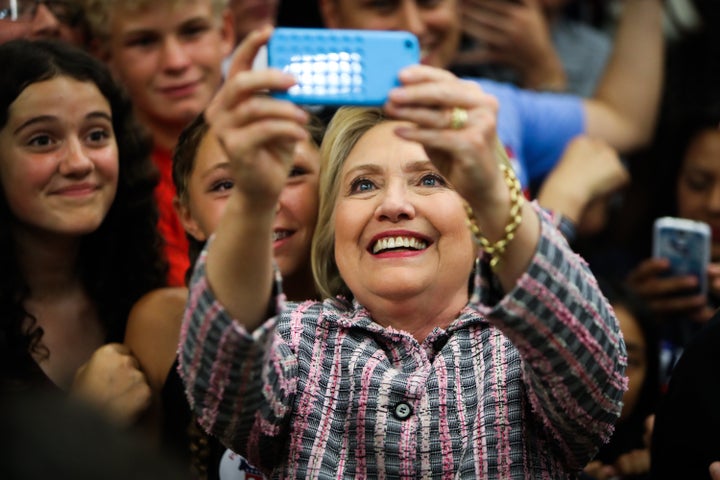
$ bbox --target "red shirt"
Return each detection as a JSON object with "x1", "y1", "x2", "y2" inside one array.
[{"x1": 153, "y1": 147, "x2": 190, "y2": 286}]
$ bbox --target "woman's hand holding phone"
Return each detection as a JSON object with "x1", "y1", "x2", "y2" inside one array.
[{"x1": 627, "y1": 217, "x2": 713, "y2": 322}]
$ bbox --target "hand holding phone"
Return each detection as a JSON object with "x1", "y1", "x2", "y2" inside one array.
[
  {"x1": 265, "y1": 27, "x2": 420, "y2": 106},
  {"x1": 652, "y1": 217, "x2": 711, "y2": 295}
]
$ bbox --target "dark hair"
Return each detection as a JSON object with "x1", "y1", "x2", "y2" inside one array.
[
  {"x1": 0, "y1": 39, "x2": 167, "y2": 388},
  {"x1": 649, "y1": 105, "x2": 720, "y2": 219},
  {"x1": 172, "y1": 113, "x2": 210, "y2": 279}
]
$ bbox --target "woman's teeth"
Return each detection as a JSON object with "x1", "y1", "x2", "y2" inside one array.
[{"x1": 372, "y1": 236, "x2": 427, "y2": 254}]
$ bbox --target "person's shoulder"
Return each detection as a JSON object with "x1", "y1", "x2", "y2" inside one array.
[
  {"x1": 124, "y1": 287, "x2": 189, "y2": 390},
  {"x1": 126, "y1": 287, "x2": 188, "y2": 343},
  {"x1": 127, "y1": 288, "x2": 189, "y2": 330}
]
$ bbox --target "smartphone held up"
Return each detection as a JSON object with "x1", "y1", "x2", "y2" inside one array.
[
  {"x1": 653, "y1": 217, "x2": 711, "y2": 295},
  {"x1": 258, "y1": 27, "x2": 420, "y2": 106}
]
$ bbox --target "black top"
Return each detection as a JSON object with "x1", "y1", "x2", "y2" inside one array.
[
  {"x1": 161, "y1": 358, "x2": 227, "y2": 480},
  {"x1": 651, "y1": 313, "x2": 720, "y2": 479}
]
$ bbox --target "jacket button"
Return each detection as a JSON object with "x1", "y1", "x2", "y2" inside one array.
[{"x1": 393, "y1": 402, "x2": 413, "y2": 420}]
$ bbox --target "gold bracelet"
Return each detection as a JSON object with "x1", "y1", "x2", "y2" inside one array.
[{"x1": 465, "y1": 142, "x2": 525, "y2": 270}]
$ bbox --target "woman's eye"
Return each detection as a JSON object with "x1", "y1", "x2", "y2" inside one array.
[
  {"x1": 419, "y1": 173, "x2": 447, "y2": 187},
  {"x1": 684, "y1": 176, "x2": 711, "y2": 193},
  {"x1": 289, "y1": 166, "x2": 307, "y2": 178},
  {"x1": 349, "y1": 178, "x2": 376, "y2": 193},
  {"x1": 210, "y1": 180, "x2": 234, "y2": 192},
  {"x1": 28, "y1": 135, "x2": 54, "y2": 148},
  {"x1": 87, "y1": 129, "x2": 111, "y2": 144}
]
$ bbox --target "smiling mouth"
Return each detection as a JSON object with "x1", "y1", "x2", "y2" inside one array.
[
  {"x1": 53, "y1": 184, "x2": 99, "y2": 196},
  {"x1": 273, "y1": 230, "x2": 293, "y2": 242},
  {"x1": 371, "y1": 236, "x2": 428, "y2": 254}
]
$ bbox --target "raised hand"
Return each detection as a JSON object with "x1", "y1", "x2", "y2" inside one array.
[
  {"x1": 384, "y1": 63, "x2": 540, "y2": 285},
  {"x1": 455, "y1": 0, "x2": 566, "y2": 91},
  {"x1": 384, "y1": 65, "x2": 502, "y2": 208},
  {"x1": 537, "y1": 135, "x2": 629, "y2": 234},
  {"x1": 202, "y1": 26, "x2": 309, "y2": 325},
  {"x1": 626, "y1": 258, "x2": 711, "y2": 322},
  {"x1": 205, "y1": 26, "x2": 309, "y2": 210}
]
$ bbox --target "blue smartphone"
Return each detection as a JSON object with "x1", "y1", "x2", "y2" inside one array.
[
  {"x1": 652, "y1": 217, "x2": 711, "y2": 295},
  {"x1": 265, "y1": 27, "x2": 420, "y2": 106}
]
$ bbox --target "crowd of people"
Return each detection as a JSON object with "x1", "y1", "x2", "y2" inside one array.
[{"x1": 1, "y1": 0, "x2": 720, "y2": 478}]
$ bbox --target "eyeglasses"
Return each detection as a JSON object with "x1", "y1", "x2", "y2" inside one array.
[{"x1": 0, "y1": 0, "x2": 82, "y2": 25}]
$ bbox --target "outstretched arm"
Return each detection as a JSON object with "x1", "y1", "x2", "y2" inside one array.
[
  {"x1": 203, "y1": 26, "x2": 309, "y2": 329},
  {"x1": 385, "y1": 66, "x2": 625, "y2": 469},
  {"x1": 584, "y1": 0, "x2": 664, "y2": 152},
  {"x1": 179, "y1": 27, "x2": 308, "y2": 462}
]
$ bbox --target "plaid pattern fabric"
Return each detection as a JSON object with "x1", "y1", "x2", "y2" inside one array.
[{"x1": 179, "y1": 203, "x2": 626, "y2": 479}]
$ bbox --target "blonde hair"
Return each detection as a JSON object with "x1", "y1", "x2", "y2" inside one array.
[
  {"x1": 311, "y1": 107, "x2": 388, "y2": 299},
  {"x1": 83, "y1": 0, "x2": 228, "y2": 46}
]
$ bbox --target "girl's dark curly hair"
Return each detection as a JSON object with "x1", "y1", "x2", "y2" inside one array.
[{"x1": 0, "y1": 39, "x2": 167, "y2": 389}]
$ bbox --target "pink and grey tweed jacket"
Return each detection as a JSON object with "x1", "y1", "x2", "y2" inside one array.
[{"x1": 179, "y1": 207, "x2": 627, "y2": 479}]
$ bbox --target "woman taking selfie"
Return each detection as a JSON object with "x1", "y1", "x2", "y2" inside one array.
[{"x1": 180, "y1": 27, "x2": 626, "y2": 479}]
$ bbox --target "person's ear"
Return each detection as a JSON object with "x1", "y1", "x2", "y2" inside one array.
[
  {"x1": 318, "y1": 0, "x2": 341, "y2": 28},
  {"x1": 218, "y1": 8, "x2": 236, "y2": 57},
  {"x1": 173, "y1": 197, "x2": 207, "y2": 242}
]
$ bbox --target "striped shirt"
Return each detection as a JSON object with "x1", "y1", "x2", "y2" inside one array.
[{"x1": 180, "y1": 207, "x2": 627, "y2": 479}]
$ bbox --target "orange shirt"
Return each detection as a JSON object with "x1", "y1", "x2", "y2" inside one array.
[{"x1": 153, "y1": 147, "x2": 190, "y2": 287}]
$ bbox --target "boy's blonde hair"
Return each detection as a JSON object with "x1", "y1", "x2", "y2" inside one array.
[{"x1": 83, "y1": 0, "x2": 229, "y2": 46}]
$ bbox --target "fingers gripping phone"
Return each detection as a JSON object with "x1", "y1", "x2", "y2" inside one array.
[
  {"x1": 652, "y1": 217, "x2": 711, "y2": 295},
  {"x1": 262, "y1": 27, "x2": 420, "y2": 106}
]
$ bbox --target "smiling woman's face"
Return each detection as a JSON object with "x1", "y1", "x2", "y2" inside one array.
[
  {"x1": 0, "y1": 76, "x2": 118, "y2": 238},
  {"x1": 333, "y1": 121, "x2": 474, "y2": 308}
]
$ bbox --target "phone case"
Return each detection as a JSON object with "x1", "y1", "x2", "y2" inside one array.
[
  {"x1": 267, "y1": 27, "x2": 420, "y2": 106},
  {"x1": 652, "y1": 217, "x2": 711, "y2": 294}
]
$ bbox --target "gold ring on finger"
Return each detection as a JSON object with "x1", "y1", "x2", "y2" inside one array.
[{"x1": 450, "y1": 107, "x2": 468, "y2": 130}]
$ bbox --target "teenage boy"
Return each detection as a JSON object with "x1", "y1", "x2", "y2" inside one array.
[{"x1": 84, "y1": 0, "x2": 234, "y2": 285}]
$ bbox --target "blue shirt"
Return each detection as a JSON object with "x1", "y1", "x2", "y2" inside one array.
[{"x1": 473, "y1": 78, "x2": 585, "y2": 189}]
